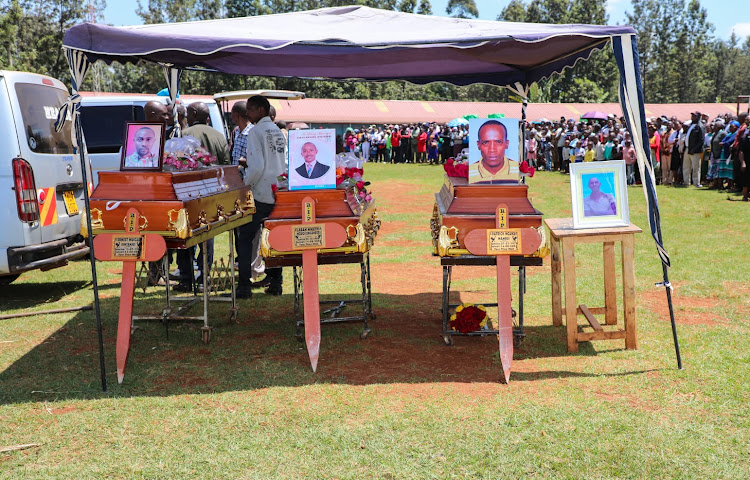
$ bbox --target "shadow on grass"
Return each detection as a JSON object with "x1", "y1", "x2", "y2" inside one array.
[
  {"x1": 1, "y1": 281, "x2": 90, "y2": 308},
  {"x1": 0, "y1": 290, "x2": 649, "y2": 404}
]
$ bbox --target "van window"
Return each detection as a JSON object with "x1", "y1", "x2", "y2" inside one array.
[
  {"x1": 15, "y1": 83, "x2": 74, "y2": 154},
  {"x1": 80, "y1": 105, "x2": 145, "y2": 153}
]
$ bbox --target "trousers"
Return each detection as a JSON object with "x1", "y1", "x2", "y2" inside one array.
[
  {"x1": 237, "y1": 201, "x2": 281, "y2": 290},
  {"x1": 683, "y1": 152, "x2": 701, "y2": 186}
]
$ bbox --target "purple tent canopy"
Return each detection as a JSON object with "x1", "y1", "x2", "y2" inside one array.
[{"x1": 63, "y1": 6, "x2": 633, "y2": 87}]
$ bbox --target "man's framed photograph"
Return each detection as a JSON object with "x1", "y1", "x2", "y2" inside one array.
[
  {"x1": 288, "y1": 128, "x2": 336, "y2": 190},
  {"x1": 467, "y1": 117, "x2": 520, "y2": 184},
  {"x1": 570, "y1": 160, "x2": 630, "y2": 229},
  {"x1": 120, "y1": 122, "x2": 165, "y2": 171}
]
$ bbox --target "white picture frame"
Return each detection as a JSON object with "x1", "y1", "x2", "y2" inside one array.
[
  {"x1": 288, "y1": 128, "x2": 336, "y2": 191},
  {"x1": 570, "y1": 160, "x2": 630, "y2": 229}
]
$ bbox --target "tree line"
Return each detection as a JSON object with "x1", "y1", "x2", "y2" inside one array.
[{"x1": 1, "y1": 0, "x2": 747, "y2": 104}]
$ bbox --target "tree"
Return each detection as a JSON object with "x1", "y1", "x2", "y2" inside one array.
[
  {"x1": 416, "y1": 0, "x2": 431, "y2": 15},
  {"x1": 446, "y1": 0, "x2": 477, "y2": 19},
  {"x1": 497, "y1": 0, "x2": 525, "y2": 21}
]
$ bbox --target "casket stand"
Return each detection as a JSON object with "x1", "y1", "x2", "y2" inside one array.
[
  {"x1": 431, "y1": 176, "x2": 547, "y2": 347},
  {"x1": 261, "y1": 188, "x2": 380, "y2": 343},
  {"x1": 86, "y1": 165, "x2": 256, "y2": 344}
]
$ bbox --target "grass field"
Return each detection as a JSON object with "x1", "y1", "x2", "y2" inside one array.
[{"x1": 1, "y1": 164, "x2": 748, "y2": 478}]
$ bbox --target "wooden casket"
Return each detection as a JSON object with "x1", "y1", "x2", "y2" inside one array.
[
  {"x1": 85, "y1": 166, "x2": 255, "y2": 248},
  {"x1": 260, "y1": 188, "x2": 380, "y2": 259},
  {"x1": 431, "y1": 176, "x2": 547, "y2": 257}
]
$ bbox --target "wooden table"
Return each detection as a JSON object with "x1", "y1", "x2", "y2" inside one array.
[{"x1": 545, "y1": 218, "x2": 642, "y2": 352}]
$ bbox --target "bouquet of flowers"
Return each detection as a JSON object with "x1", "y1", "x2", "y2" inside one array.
[
  {"x1": 449, "y1": 303, "x2": 489, "y2": 333},
  {"x1": 519, "y1": 160, "x2": 536, "y2": 178},
  {"x1": 163, "y1": 136, "x2": 217, "y2": 171},
  {"x1": 443, "y1": 157, "x2": 469, "y2": 179},
  {"x1": 271, "y1": 172, "x2": 288, "y2": 194},
  {"x1": 335, "y1": 152, "x2": 372, "y2": 213}
]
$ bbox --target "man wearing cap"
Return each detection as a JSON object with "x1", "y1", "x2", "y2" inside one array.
[{"x1": 684, "y1": 111, "x2": 706, "y2": 187}]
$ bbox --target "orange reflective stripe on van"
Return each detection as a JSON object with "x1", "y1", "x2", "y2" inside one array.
[{"x1": 38, "y1": 187, "x2": 58, "y2": 226}]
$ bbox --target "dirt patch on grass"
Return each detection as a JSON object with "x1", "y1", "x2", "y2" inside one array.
[
  {"x1": 375, "y1": 183, "x2": 436, "y2": 212},
  {"x1": 49, "y1": 406, "x2": 77, "y2": 415},
  {"x1": 377, "y1": 239, "x2": 429, "y2": 249},
  {"x1": 371, "y1": 262, "x2": 497, "y2": 295},
  {"x1": 641, "y1": 287, "x2": 727, "y2": 326}
]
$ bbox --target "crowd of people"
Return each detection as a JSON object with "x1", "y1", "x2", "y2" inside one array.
[
  {"x1": 521, "y1": 113, "x2": 749, "y2": 201},
  {"x1": 336, "y1": 113, "x2": 750, "y2": 203},
  {"x1": 340, "y1": 123, "x2": 470, "y2": 165}
]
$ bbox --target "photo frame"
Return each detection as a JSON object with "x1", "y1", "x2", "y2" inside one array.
[
  {"x1": 467, "y1": 117, "x2": 520, "y2": 184},
  {"x1": 120, "y1": 122, "x2": 165, "y2": 171},
  {"x1": 570, "y1": 160, "x2": 630, "y2": 229},
  {"x1": 288, "y1": 128, "x2": 336, "y2": 190}
]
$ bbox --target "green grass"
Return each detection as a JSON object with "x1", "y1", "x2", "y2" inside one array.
[{"x1": 0, "y1": 164, "x2": 748, "y2": 478}]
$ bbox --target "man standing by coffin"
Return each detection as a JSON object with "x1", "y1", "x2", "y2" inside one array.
[
  {"x1": 172, "y1": 102, "x2": 231, "y2": 292},
  {"x1": 235, "y1": 95, "x2": 286, "y2": 298}
]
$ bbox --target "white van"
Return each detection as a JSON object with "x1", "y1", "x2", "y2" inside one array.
[
  {"x1": 0, "y1": 70, "x2": 89, "y2": 285},
  {"x1": 79, "y1": 94, "x2": 225, "y2": 184}
]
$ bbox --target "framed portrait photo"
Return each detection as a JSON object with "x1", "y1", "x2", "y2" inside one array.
[
  {"x1": 288, "y1": 128, "x2": 336, "y2": 191},
  {"x1": 570, "y1": 160, "x2": 630, "y2": 229},
  {"x1": 467, "y1": 117, "x2": 520, "y2": 185},
  {"x1": 120, "y1": 122, "x2": 165, "y2": 171}
]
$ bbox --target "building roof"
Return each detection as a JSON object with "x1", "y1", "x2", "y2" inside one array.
[
  {"x1": 80, "y1": 91, "x2": 738, "y2": 125},
  {"x1": 262, "y1": 98, "x2": 738, "y2": 125}
]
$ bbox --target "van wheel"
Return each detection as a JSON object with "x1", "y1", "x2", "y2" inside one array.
[{"x1": 0, "y1": 274, "x2": 20, "y2": 286}]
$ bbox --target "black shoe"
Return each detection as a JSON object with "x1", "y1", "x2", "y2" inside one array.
[
  {"x1": 224, "y1": 287, "x2": 252, "y2": 299},
  {"x1": 250, "y1": 277, "x2": 271, "y2": 289},
  {"x1": 173, "y1": 282, "x2": 192, "y2": 293},
  {"x1": 264, "y1": 286, "x2": 282, "y2": 296}
]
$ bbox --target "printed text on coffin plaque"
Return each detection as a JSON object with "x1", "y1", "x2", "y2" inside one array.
[
  {"x1": 486, "y1": 229, "x2": 522, "y2": 255},
  {"x1": 292, "y1": 224, "x2": 326, "y2": 249}
]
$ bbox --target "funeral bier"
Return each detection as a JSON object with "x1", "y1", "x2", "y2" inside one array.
[
  {"x1": 261, "y1": 188, "x2": 379, "y2": 260},
  {"x1": 431, "y1": 175, "x2": 546, "y2": 257},
  {"x1": 85, "y1": 166, "x2": 255, "y2": 248}
]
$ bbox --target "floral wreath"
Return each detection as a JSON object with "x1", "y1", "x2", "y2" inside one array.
[{"x1": 450, "y1": 303, "x2": 489, "y2": 333}]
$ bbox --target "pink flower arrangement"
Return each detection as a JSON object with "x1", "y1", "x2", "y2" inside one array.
[{"x1": 163, "y1": 145, "x2": 217, "y2": 171}]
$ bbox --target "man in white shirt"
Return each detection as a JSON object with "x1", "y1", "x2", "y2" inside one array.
[{"x1": 235, "y1": 95, "x2": 286, "y2": 298}]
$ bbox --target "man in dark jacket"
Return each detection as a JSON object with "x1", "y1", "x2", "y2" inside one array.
[{"x1": 683, "y1": 111, "x2": 706, "y2": 187}]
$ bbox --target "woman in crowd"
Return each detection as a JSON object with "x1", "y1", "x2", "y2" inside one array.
[
  {"x1": 417, "y1": 126, "x2": 427, "y2": 163},
  {"x1": 718, "y1": 121, "x2": 739, "y2": 189},
  {"x1": 427, "y1": 125, "x2": 440, "y2": 164},
  {"x1": 707, "y1": 121, "x2": 726, "y2": 189}
]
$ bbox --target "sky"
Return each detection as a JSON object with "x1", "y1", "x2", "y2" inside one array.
[{"x1": 103, "y1": 1, "x2": 749, "y2": 40}]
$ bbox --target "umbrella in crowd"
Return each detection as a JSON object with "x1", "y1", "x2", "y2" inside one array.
[
  {"x1": 581, "y1": 111, "x2": 609, "y2": 120},
  {"x1": 447, "y1": 117, "x2": 469, "y2": 127},
  {"x1": 487, "y1": 113, "x2": 506, "y2": 118}
]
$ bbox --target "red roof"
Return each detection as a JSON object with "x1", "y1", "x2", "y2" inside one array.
[
  {"x1": 262, "y1": 99, "x2": 737, "y2": 125},
  {"x1": 81, "y1": 91, "x2": 737, "y2": 124}
]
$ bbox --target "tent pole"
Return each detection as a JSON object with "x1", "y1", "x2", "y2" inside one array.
[
  {"x1": 653, "y1": 212, "x2": 682, "y2": 369},
  {"x1": 76, "y1": 121, "x2": 107, "y2": 393}
]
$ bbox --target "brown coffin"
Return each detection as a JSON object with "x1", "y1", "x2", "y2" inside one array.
[
  {"x1": 261, "y1": 188, "x2": 380, "y2": 258},
  {"x1": 431, "y1": 175, "x2": 544, "y2": 256},
  {"x1": 86, "y1": 166, "x2": 255, "y2": 248}
]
